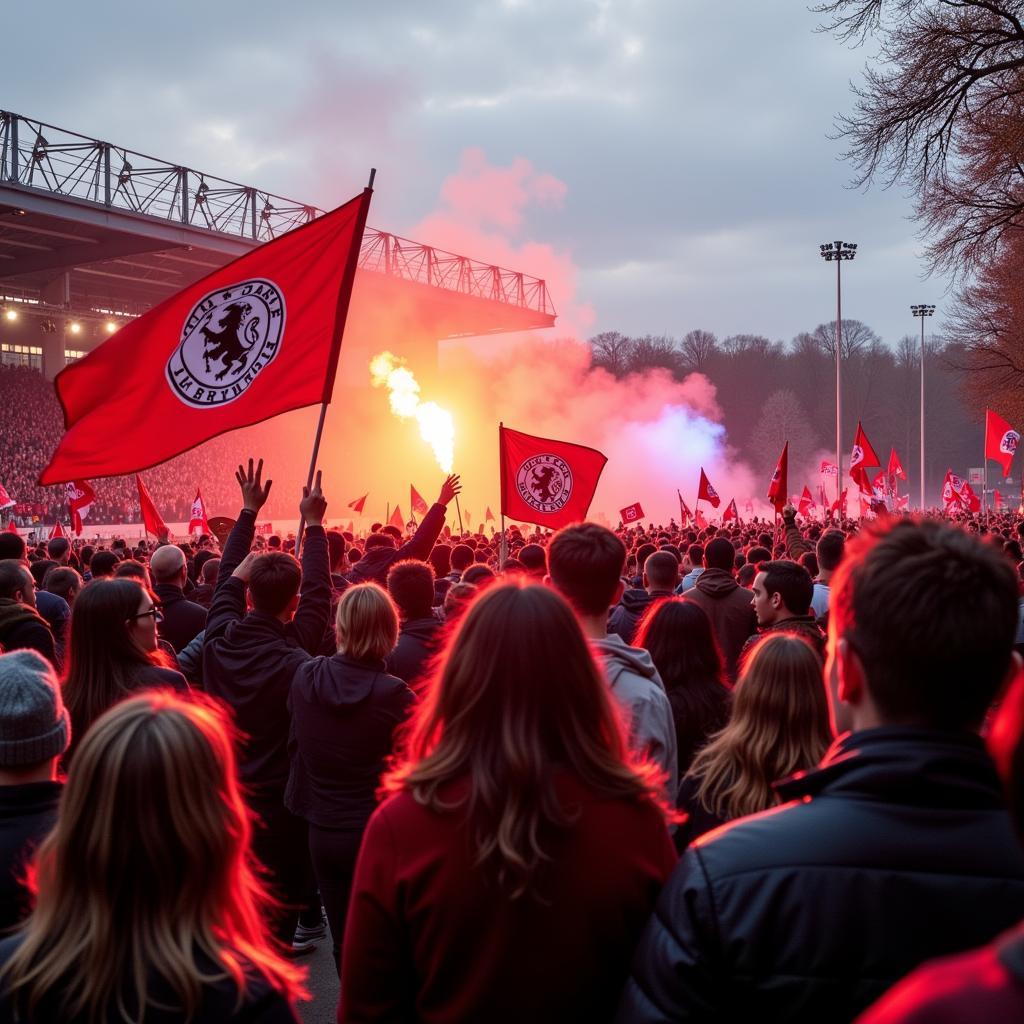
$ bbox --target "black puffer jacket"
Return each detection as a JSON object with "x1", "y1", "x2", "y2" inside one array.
[
  {"x1": 618, "y1": 728, "x2": 1024, "y2": 1024},
  {"x1": 608, "y1": 590, "x2": 673, "y2": 644}
]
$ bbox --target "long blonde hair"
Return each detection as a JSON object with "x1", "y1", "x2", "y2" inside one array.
[
  {"x1": 0, "y1": 691, "x2": 306, "y2": 1023},
  {"x1": 687, "y1": 633, "x2": 832, "y2": 821},
  {"x1": 382, "y1": 581, "x2": 672, "y2": 898}
]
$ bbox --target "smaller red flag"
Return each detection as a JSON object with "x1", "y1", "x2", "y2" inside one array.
[
  {"x1": 346, "y1": 520, "x2": 354, "y2": 533},
  {"x1": 6, "y1": 521, "x2": 18, "y2": 534},
  {"x1": 850, "y1": 421, "x2": 881, "y2": 491},
  {"x1": 985, "y1": 409, "x2": 1020, "y2": 477},
  {"x1": 348, "y1": 493, "x2": 368, "y2": 514},
  {"x1": 485, "y1": 507, "x2": 495, "y2": 522},
  {"x1": 819, "y1": 460, "x2": 838, "y2": 477},
  {"x1": 0, "y1": 483, "x2": 14, "y2": 509},
  {"x1": 694, "y1": 509, "x2": 709, "y2": 530},
  {"x1": 388, "y1": 505, "x2": 405, "y2": 531},
  {"x1": 798, "y1": 485, "x2": 815, "y2": 517},
  {"x1": 188, "y1": 490, "x2": 210, "y2": 534},
  {"x1": 887, "y1": 448, "x2": 906, "y2": 487},
  {"x1": 830, "y1": 489, "x2": 848, "y2": 516},
  {"x1": 895, "y1": 494, "x2": 909, "y2": 511},
  {"x1": 410, "y1": 485, "x2": 429, "y2": 516},
  {"x1": 767, "y1": 442, "x2": 789, "y2": 513},
  {"x1": 619, "y1": 502, "x2": 644, "y2": 524},
  {"x1": 677, "y1": 490, "x2": 692, "y2": 526},
  {"x1": 65, "y1": 479, "x2": 96, "y2": 536},
  {"x1": 136, "y1": 474, "x2": 168, "y2": 538},
  {"x1": 723, "y1": 498, "x2": 738, "y2": 522},
  {"x1": 995, "y1": 489, "x2": 1005, "y2": 510},
  {"x1": 49, "y1": 521, "x2": 67, "y2": 540},
  {"x1": 697, "y1": 468, "x2": 721, "y2": 508}
]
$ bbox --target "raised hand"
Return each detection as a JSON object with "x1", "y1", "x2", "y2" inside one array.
[
  {"x1": 236, "y1": 458, "x2": 272, "y2": 513},
  {"x1": 438, "y1": 474, "x2": 462, "y2": 507},
  {"x1": 231, "y1": 551, "x2": 259, "y2": 583},
  {"x1": 299, "y1": 469, "x2": 327, "y2": 526}
]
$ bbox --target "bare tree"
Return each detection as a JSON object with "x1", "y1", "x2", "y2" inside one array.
[
  {"x1": 748, "y1": 390, "x2": 821, "y2": 480},
  {"x1": 679, "y1": 329, "x2": 718, "y2": 374},
  {"x1": 811, "y1": 319, "x2": 880, "y2": 359},
  {"x1": 589, "y1": 331, "x2": 634, "y2": 377},
  {"x1": 630, "y1": 335, "x2": 683, "y2": 374}
]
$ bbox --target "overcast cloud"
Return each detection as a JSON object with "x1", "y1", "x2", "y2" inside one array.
[{"x1": 5, "y1": 0, "x2": 940, "y2": 347}]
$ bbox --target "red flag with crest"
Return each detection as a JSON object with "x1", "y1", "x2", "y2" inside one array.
[
  {"x1": 620, "y1": 502, "x2": 644, "y2": 524},
  {"x1": 849, "y1": 422, "x2": 881, "y2": 491},
  {"x1": 985, "y1": 409, "x2": 1020, "y2": 477},
  {"x1": 767, "y1": 442, "x2": 789, "y2": 513},
  {"x1": 677, "y1": 490, "x2": 692, "y2": 526},
  {"x1": 723, "y1": 498, "x2": 738, "y2": 522},
  {"x1": 697, "y1": 468, "x2": 721, "y2": 508},
  {"x1": 188, "y1": 490, "x2": 210, "y2": 535},
  {"x1": 499, "y1": 425, "x2": 607, "y2": 529},
  {"x1": 65, "y1": 479, "x2": 95, "y2": 536},
  {"x1": 410, "y1": 485, "x2": 429, "y2": 517}
]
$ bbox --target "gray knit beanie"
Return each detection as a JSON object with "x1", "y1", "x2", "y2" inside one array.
[{"x1": 0, "y1": 650, "x2": 70, "y2": 766}]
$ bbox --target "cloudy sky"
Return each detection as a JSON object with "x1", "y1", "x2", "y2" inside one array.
[{"x1": 7, "y1": 0, "x2": 940, "y2": 348}]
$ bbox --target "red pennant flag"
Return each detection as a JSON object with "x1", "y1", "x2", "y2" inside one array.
[
  {"x1": 695, "y1": 509, "x2": 708, "y2": 530},
  {"x1": 388, "y1": 505, "x2": 405, "y2": 531},
  {"x1": 6, "y1": 521, "x2": 18, "y2": 534},
  {"x1": 485, "y1": 507, "x2": 495, "y2": 522},
  {"x1": 620, "y1": 502, "x2": 644, "y2": 524},
  {"x1": 347, "y1": 493, "x2": 368, "y2": 514},
  {"x1": 850, "y1": 421, "x2": 881, "y2": 491},
  {"x1": 830, "y1": 489, "x2": 848, "y2": 516},
  {"x1": 499, "y1": 425, "x2": 607, "y2": 529},
  {"x1": 410, "y1": 485, "x2": 429, "y2": 517},
  {"x1": 985, "y1": 409, "x2": 1020, "y2": 477},
  {"x1": 346, "y1": 520, "x2": 354, "y2": 533},
  {"x1": 188, "y1": 489, "x2": 210, "y2": 534},
  {"x1": 677, "y1": 490, "x2": 692, "y2": 526},
  {"x1": 136, "y1": 474, "x2": 168, "y2": 537},
  {"x1": 65, "y1": 479, "x2": 95, "y2": 536},
  {"x1": 723, "y1": 498, "x2": 738, "y2": 522},
  {"x1": 887, "y1": 448, "x2": 906, "y2": 489},
  {"x1": 48, "y1": 521, "x2": 66, "y2": 540},
  {"x1": 697, "y1": 468, "x2": 721, "y2": 508},
  {"x1": 798, "y1": 485, "x2": 815, "y2": 516},
  {"x1": 767, "y1": 442, "x2": 789, "y2": 513},
  {"x1": 40, "y1": 188, "x2": 373, "y2": 484},
  {"x1": 0, "y1": 482, "x2": 14, "y2": 510}
]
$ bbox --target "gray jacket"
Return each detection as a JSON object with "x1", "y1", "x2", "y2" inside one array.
[{"x1": 591, "y1": 633, "x2": 678, "y2": 799}]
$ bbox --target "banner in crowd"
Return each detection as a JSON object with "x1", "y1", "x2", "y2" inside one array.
[
  {"x1": 798, "y1": 485, "x2": 815, "y2": 516},
  {"x1": 49, "y1": 521, "x2": 66, "y2": 540},
  {"x1": 723, "y1": 498, "x2": 738, "y2": 522},
  {"x1": 819, "y1": 460, "x2": 838, "y2": 477},
  {"x1": 348, "y1": 493, "x2": 368, "y2": 514},
  {"x1": 985, "y1": 409, "x2": 1020, "y2": 477},
  {"x1": 677, "y1": 490, "x2": 692, "y2": 526},
  {"x1": 136, "y1": 475, "x2": 168, "y2": 537},
  {"x1": 410, "y1": 486, "x2": 429, "y2": 517},
  {"x1": 0, "y1": 483, "x2": 13, "y2": 510},
  {"x1": 887, "y1": 448, "x2": 906, "y2": 493},
  {"x1": 499, "y1": 425, "x2": 607, "y2": 529},
  {"x1": 40, "y1": 188, "x2": 373, "y2": 484},
  {"x1": 620, "y1": 502, "x2": 644, "y2": 523},
  {"x1": 188, "y1": 490, "x2": 210, "y2": 535},
  {"x1": 389, "y1": 506, "x2": 405, "y2": 530},
  {"x1": 65, "y1": 479, "x2": 96, "y2": 536},
  {"x1": 850, "y1": 422, "x2": 881, "y2": 491},
  {"x1": 697, "y1": 468, "x2": 721, "y2": 508}
]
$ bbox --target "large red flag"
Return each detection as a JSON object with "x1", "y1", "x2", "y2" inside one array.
[
  {"x1": 188, "y1": 490, "x2": 210, "y2": 535},
  {"x1": 985, "y1": 409, "x2": 1020, "y2": 477},
  {"x1": 697, "y1": 468, "x2": 721, "y2": 508},
  {"x1": 410, "y1": 485, "x2": 429, "y2": 517},
  {"x1": 499, "y1": 425, "x2": 607, "y2": 529},
  {"x1": 767, "y1": 442, "x2": 789, "y2": 513},
  {"x1": 136, "y1": 475, "x2": 168, "y2": 537},
  {"x1": 40, "y1": 189, "x2": 372, "y2": 484},
  {"x1": 65, "y1": 479, "x2": 96, "y2": 536},
  {"x1": 849, "y1": 422, "x2": 881, "y2": 490}
]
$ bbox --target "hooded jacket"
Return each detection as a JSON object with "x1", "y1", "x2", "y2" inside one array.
[
  {"x1": 153, "y1": 582, "x2": 208, "y2": 653},
  {"x1": 285, "y1": 653, "x2": 415, "y2": 829},
  {"x1": 342, "y1": 504, "x2": 447, "y2": 587},
  {"x1": 741, "y1": 613, "x2": 826, "y2": 662},
  {"x1": 608, "y1": 589, "x2": 673, "y2": 645},
  {"x1": 618, "y1": 728, "x2": 1024, "y2": 1024},
  {"x1": 591, "y1": 634, "x2": 678, "y2": 798},
  {"x1": 0, "y1": 599, "x2": 55, "y2": 667},
  {"x1": 683, "y1": 568, "x2": 757, "y2": 681},
  {"x1": 386, "y1": 616, "x2": 442, "y2": 688}
]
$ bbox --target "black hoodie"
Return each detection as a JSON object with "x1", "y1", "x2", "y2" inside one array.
[
  {"x1": 285, "y1": 653, "x2": 416, "y2": 829},
  {"x1": 386, "y1": 616, "x2": 443, "y2": 688}
]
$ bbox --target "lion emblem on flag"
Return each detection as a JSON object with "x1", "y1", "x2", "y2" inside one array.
[
  {"x1": 516, "y1": 454, "x2": 574, "y2": 513},
  {"x1": 1001, "y1": 430, "x2": 1020, "y2": 456}
]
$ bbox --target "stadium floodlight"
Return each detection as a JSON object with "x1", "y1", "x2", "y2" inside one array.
[
  {"x1": 911, "y1": 304, "x2": 937, "y2": 509},
  {"x1": 818, "y1": 240, "x2": 858, "y2": 499},
  {"x1": 105, "y1": 321, "x2": 118, "y2": 333},
  {"x1": 68, "y1": 321, "x2": 82, "y2": 335},
  {"x1": 3, "y1": 308, "x2": 16, "y2": 322}
]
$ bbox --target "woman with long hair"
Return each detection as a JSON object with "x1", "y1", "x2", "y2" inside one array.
[
  {"x1": 339, "y1": 581, "x2": 677, "y2": 1023},
  {"x1": 676, "y1": 632, "x2": 833, "y2": 847},
  {"x1": 62, "y1": 579, "x2": 187, "y2": 759},
  {"x1": 634, "y1": 598, "x2": 732, "y2": 777},
  {"x1": 285, "y1": 582, "x2": 416, "y2": 971},
  {"x1": 0, "y1": 691, "x2": 306, "y2": 1022}
]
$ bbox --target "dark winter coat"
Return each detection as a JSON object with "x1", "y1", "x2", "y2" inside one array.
[
  {"x1": 673, "y1": 770, "x2": 728, "y2": 851},
  {"x1": 741, "y1": 613, "x2": 826, "y2": 663},
  {"x1": 189, "y1": 581, "x2": 216, "y2": 609},
  {"x1": 618, "y1": 728, "x2": 1024, "y2": 1024},
  {"x1": 342, "y1": 504, "x2": 447, "y2": 587},
  {"x1": 682, "y1": 569, "x2": 756, "y2": 682},
  {"x1": 285, "y1": 653, "x2": 415, "y2": 830},
  {"x1": 0, "y1": 781, "x2": 62, "y2": 929},
  {"x1": 203, "y1": 509, "x2": 331, "y2": 800},
  {"x1": 154, "y1": 582, "x2": 208, "y2": 653},
  {"x1": 608, "y1": 589, "x2": 673, "y2": 645},
  {"x1": 385, "y1": 616, "x2": 442, "y2": 687},
  {"x1": 34, "y1": 590, "x2": 69, "y2": 668},
  {"x1": 0, "y1": 599, "x2": 56, "y2": 667}
]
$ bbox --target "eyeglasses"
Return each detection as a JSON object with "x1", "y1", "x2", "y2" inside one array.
[{"x1": 129, "y1": 605, "x2": 163, "y2": 624}]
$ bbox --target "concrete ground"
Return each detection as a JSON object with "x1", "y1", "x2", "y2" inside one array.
[{"x1": 296, "y1": 936, "x2": 340, "y2": 1024}]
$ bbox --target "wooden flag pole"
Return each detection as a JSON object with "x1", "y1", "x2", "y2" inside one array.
[
  {"x1": 454, "y1": 493, "x2": 464, "y2": 535},
  {"x1": 296, "y1": 168, "x2": 375, "y2": 552}
]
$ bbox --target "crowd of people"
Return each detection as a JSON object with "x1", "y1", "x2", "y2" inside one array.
[{"x1": 0, "y1": 454, "x2": 1021, "y2": 1022}]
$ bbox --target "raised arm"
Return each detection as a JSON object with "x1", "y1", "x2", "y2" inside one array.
[{"x1": 291, "y1": 470, "x2": 332, "y2": 654}]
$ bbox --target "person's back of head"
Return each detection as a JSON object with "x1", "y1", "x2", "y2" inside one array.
[
  {"x1": 703, "y1": 538, "x2": 734, "y2": 573},
  {"x1": 746, "y1": 545, "x2": 771, "y2": 566},
  {"x1": 548, "y1": 523, "x2": 627, "y2": 617},
  {"x1": 816, "y1": 530, "x2": 845, "y2": 574},
  {"x1": 644, "y1": 551, "x2": 679, "y2": 592},
  {"x1": 0, "y1": 649, "x2": 70, "y2": 781},
  {"x1": 42, "y1": 567, "x2": 82, "y2": 605},
  {"x1": 364, "y1": 533, "x2": 396, "y2": 552},
  {"x1": 0, "y1": 534, "x2": 26, "y2": 563},
  {"x1": 450, "y1": 543, "x2": 474, "y2": 574},
  {"x1": 0, "y1": 560, "x2": 32, "y2": 605},
  {"x1": 442, "y1": 581, "x2": 476, "y2": 623},
  {"x1": 326, "y1": 530, "x2": 347, "y2": 572},
  {"x1": 383, "y1": 581, "x2": 667, "y2": 897},
  {"x1": 46, "y1": 537, "x2": 70, "y2": 564},
  {"x1": 635, "y1": 598, "x2": 725, "y2": 695},
  {"x1": 148, "y1": 545, "x2": 187, "y2": 586},
  {"x1": 29, "y1": 560, "x2": 56, "y2": 588},
  {"x1": 799, "y1": 551, "x2": 819, "y2": 579},
  {"x1": 830, "y1": 518, "x2": 1019, "y2": 732},
  {"x1": 737, "y1": 563, "x2": 756, "y2": 588},
  {"x1": 757, "y1": 561, "x2": 814, "y2": 618},
  {"x1": 335, "y1": 583, "x2": 399, "y2": 661},
  {"x1": 268, "y1": 535, "x2": 282, "y2": 550},
  {"x1": 461, "y1": 564, "x2": 495, "y2": 587},
  {"x1": 686, "y1": 544, "x2": 705, "y2": 571},
  {"x1": 387, "y1": 560, "x2": 435, "y2": 622},
  {"x1": 88, "y1": 551, "x2": 118, "y2": 579},
  {"x1": 113, "y1": 560, "x2": 149, "y2": 584},
  {"x1": 248, "y1": 552, "x2": 302, "y2": 617},
  {"x1": 429, "y1": 544, "x2": 452, "y2": 578},
  {"x1": 201, "y1": 558, "x2": 220, "y2": 585},
  {"x1": 0, "y1": 692, "x2": 303, "y2": 1020},
  {"x1": 689, "y1": 633, "x2": 831, "y2": 820},
  {"x1": 635, "y1": 543, "x2": 657, "y2": 573}
]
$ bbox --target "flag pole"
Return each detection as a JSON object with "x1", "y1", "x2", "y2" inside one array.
[
  {"x1": 295, "y1": 169, "x2": 375, "y2": 552},
  {"x1": 498, "y1": 421, "x2": 507, "y2": 563},
  {"x1": 454, "y1": 494, "x2": 464, "y2": 535}
]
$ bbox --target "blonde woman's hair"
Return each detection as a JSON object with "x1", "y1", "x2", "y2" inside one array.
[
  {"x1": 382, "y1": 580, "x2": 674, "y2": 898},
  {"x1": 335, "y1": 582, "x2": 399, "y2": 661},
  {"x1": 687, "y1": 633, "x2": 833, "y2": 822},
  {"x1": 0, "y1": 691, "x2": 306, "y2": 1023}
]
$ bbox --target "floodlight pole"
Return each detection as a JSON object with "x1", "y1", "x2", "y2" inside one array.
[{"x1": 911, "y1": 304, "x2": 935, "y2": 510}]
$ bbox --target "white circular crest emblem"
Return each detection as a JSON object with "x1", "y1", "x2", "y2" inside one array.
[
  {"x1": 516, "y1": 454, "x2": 573, "y2": 513},
  {"x1": 166, "y1": 279, "x2": 285, "y2": 407},
  {"x1": 851, "y1": 444, "x2": 864, "y2": 467}
]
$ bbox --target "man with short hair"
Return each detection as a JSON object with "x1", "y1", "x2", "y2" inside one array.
[
  {"x1": 677, "y1": 544, "x2": 704, "y2": 593},
  {"x1": 149, "y1": 544, "x2": 208, "y2": 654},
  {"x1": 386, "y1": 560, "x2": 442, "y2": 687},
  {"x1": 41, "y1": 566, "x2": 81, "y2": 608},
  {"x1": 0, "y1": 650, "x2": 68, "y2": 929},
  {"x1": 744, "y1": 559, "x2": 825, "y2": 660},
  {"x1": 686, "y1": 537, "x2": 757, "y2": 682},
  {"x1": 189, "y1": 557, "x2": 220, "y2": 610},
  {"x1": 88, "y1": 550, "x2": 117, "y2": 579},
  {"x1": 619, "y1": 519, "x2": 1024, "y2": 1023},
  {"x1": 45, "y1": 536, "x2": 70, "y2": 566},
  {"x1": 609, "y1": 551, "x2": 678, "y2": 644},
  {"x1": 0, "y1": 562, "x2": 56, "y2": 667},
  {"x1": 811, "y1": 530, "x2": 845, "y2": 620},
  {"x1": 548, "y1": 523, "x2": 677, "y2": 797}
]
